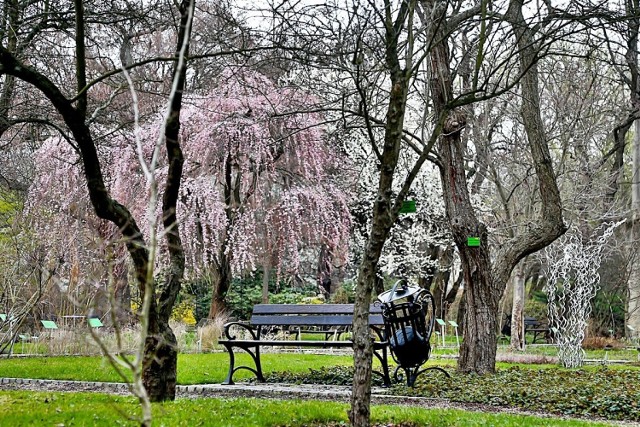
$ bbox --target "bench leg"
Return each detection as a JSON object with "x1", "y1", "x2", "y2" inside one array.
[
  {"x1": 221, "y1": 343, "x2": 265, "y2": 385},
  {"x1": 222, "y1": 343, "x2": 237, "y2": 385},
  {"x1": 254, "y1": 347, "x2": 265, "y2": 382},
  {"x1": 373, "y1": 346, "x2": 392, "y2": 387}
]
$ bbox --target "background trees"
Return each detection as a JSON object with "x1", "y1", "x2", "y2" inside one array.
[{"x1": 3, "y1": 0, "x2": 640, "y2": 424}]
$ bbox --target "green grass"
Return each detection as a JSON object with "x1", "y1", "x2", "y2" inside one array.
[
  {"x1": 0, "y1": 353, "x2": 355, "y2": 384},
  {"x1": 1, "y1": 352, "x2": 638, "y2": 423},
  {"x1": 0, "y1": 390, "x2": 614, "y2": 427}
]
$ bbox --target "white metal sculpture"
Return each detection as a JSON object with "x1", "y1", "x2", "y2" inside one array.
[{"x1": 542, "y1": 221, "x2": 624, "y2": 368}]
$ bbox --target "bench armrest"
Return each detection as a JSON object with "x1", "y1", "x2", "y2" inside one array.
[{"x1": 223, "y1": 321, "x2": 259, "y2": 340}]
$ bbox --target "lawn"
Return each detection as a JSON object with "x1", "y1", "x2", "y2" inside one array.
[
  {"x1": 0, "y1": 352, "x2": 638, "y2": 423},
  {"x1": 0, "y1": 352, "x2": 356, "y2": 384},
  {"x1": 0, "y1": 390, "x2": 616, "y2": 427}
]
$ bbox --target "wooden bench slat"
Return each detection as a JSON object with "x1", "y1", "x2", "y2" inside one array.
[
  {"x1": 252, "y1": 304, "x2": 382, "y2": 315},
  {"x1": 250, "y1": 314, "x2": 384, "y2": 326},
  {"x1": 220, "y1": 339, "x2": 353, "y2": 347}
]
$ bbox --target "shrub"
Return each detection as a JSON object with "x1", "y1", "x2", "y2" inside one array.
[
  {"x1": 171, "y1": 300, "x2": 197, "y2": 326},
  {"x1": 225, "y1": 271, "x2": 318, "y2": 319},
  {"x1": 329, "y1": 280, "x2": 356, "y2": 304},
  {"x1": 582, "y1": 336, "x2": 624, "y2": 350},
  {"x1": 196, "y1": 312, "x2": 229, "y2": 351}
]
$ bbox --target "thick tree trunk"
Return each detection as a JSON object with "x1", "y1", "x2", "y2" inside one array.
[
  {"x1": 142, "y1": 321, "x2": 178, "y2": 401},
  {"x1": 456, "y1": 243, "x2": 499, "y2": 374},
  {"x1": 425, "y1": 0, "x2": 502, "y2": 373},
  {"x1": 426, "y1": 0, "x2": 565, "y2": 374},
  {"x1": 208, "y1": 252, "x2": 232, "y2": 318}
]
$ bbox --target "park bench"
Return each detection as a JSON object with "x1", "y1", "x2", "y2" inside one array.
[
  {"x1": 219, "y1": 304, "x2": 392, "y2": 386},
  {"x1": 502, "y1": 315, "x2": 550, "y2": 344}
]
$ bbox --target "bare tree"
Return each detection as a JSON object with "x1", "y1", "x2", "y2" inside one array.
[{"x1": 0, "y1": 0, "x2": 193, "y2": 401}]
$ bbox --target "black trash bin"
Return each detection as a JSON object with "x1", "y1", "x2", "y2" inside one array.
[{"x1": 377, "y1": 280, "x2": 449, "y2": 386}]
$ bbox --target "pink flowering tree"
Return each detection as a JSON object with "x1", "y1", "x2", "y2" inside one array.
[
  {"x1": 27, "y1": 68, "x2": 352, "y2": 320},
  {"x1": 141, "y1": 68, "x2": 351, "y2": 317}
]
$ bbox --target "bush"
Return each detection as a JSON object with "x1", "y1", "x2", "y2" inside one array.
[
  {"x1": 225, "y1": 270, "x2": 319, "y2": 319},
  {"x1": 582, "y1": 336, "x2": 624, "y2": 350},
  {"x1": 329, "y1": 280, "x2": 356, "y2": 304},
  {"x1": 170, "y1": 300, "x2": 197, "y2": 326}
]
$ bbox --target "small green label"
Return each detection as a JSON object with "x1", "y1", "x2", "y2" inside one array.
[
  {"x1": 88, "y1": 318, "x2": 104, "y2": 328},
  {"x1": 399, "y1": 200, "x2": 416, "y2": 214},
  {"x1": 436, "y1": 318, "x2": 447, "y2": 326},
  {"x1": 467, "y1": 237, "x2": 480, "y2": 247},
  {"x1": 41, "y1": 320, "x2": 58, "y2": 329}
]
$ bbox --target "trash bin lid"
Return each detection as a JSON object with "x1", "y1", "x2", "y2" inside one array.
[{"x1": 378, "y1": 284, "x2": 422, "y2": 303}]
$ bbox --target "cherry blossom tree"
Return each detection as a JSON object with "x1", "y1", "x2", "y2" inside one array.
[
  {"x1": 26, "y1": 67, "x2": 352, "y2": 320},
  {"x1": 173, "y1": 69, "x2": 352, "y2": 317}
]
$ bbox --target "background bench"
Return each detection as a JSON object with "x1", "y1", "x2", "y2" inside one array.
[
  {"x1": 219, "y1": 304, "x2": 391, "y2": 386},
  {"x1": 502, "y1": 315, "x2": 551, "y2": 344}
]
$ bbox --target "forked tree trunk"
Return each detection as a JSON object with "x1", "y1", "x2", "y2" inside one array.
[
  {"x1": 425, "y1": 0, "x2": 565, "y2": 373},
  {"x1": 0, "y1": 0, "x2": 193, "y2": 405}
]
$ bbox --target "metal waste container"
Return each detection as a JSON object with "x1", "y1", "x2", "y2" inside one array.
[{"x1": 377, "y1": 279, "x2": 449, "y2": 386}]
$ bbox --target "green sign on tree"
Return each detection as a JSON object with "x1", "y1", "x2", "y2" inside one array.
[
  {"x1": 399, "y1": 200, "x2": 416, "y2": 214},
  {"x1": 467, "y1": 237, "x2": 480, "y2": 247}
]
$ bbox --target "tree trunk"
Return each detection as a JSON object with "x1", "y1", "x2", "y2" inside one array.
[
  {"x1": 627, "y1": 117, "x2": 640, "y2": 335},
  {"x1": 262, "y1": 258, "x2": 271, "y2": 304},
  {"x1": 0, "y1": 0, "x2": 194, "y2": 405},
  {"x1": 142, "y1": 320, "x2": 178, "y2": 401},
  {"x1": 350, "y1": 3, "x2": 414, "y2": 421},
  {"x1": 425, "y1": 0, "x2": 501, "y2": 373},
  {"x1": 510, "y1": 261, "x2": 526, "y2": 351},
  {"x1": 426, "y1": 0, "x2": 565, "y2": 374},
  {"x1": 349, "y1": 78, "x2": 408, "y2": 426},
  {"x1": 430, "y1": 245, "x2": 456, "y2": 320},
  {"x1": 209, "y1": 251, "x2": 232, "y2": 318},
  {"x1": 627, "y1": 218, "x2": 640, "y2": 336},
  {"x1": 318, "y1": 244, "x2": 332, "y2": 297}
]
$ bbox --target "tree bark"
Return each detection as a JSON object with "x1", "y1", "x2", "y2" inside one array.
[
  {"x1": 349, "y1": 72, "x2": 408, "y2": 427},
  {"x1": 510, "y1": 261, "x2": 526, "y2": 351},
  {"x1": 627, "y1": 99, "x2": 640, "y2": 335},
  {"x1": 262, "y1": 257, "x2": 271, "y2": 304},
  {"x1": 429, "y1": 245, "x2": 458, "y2": 320},
  {"x1": 208, "y1": 250, "x2": 232, "y2": 318},
  {"x1": 423, "y1": 0, "x2": 566, "y2": 373},
  {"x1": 350, "y1": 1, "x2": 417, "y2": 423}
]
